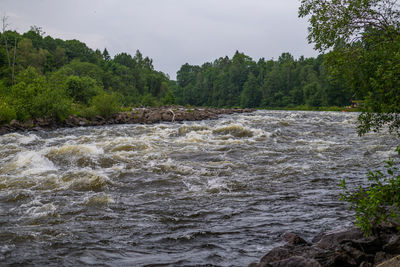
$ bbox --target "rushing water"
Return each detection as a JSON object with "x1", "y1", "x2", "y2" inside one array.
[{"x1": 0, "y1": 110, "x2": 397, "y2": 266}]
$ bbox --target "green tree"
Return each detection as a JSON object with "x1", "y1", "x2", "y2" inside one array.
[
  {"x1": 53, "y1": 46, "x2": 67, "y2": 68},
  {"x1": 299, "y1": 0, "x2": 400, "y2": 134},
  {"x1": 60, "y1": 60, "x2": 104, "y2": 83},
  {"x1": 240, "y1": 72, "x2": 262, "y2": 108},
  {"x1": 11, "y1": 67, "x2": 71, "y2": 121},
  {"x1": 102, "y1": 48, "x2": 111, "y2": 62},
  {"x1": 162, "y1": 90, "x2": 176, "y2": 105},
  {"x1": 66, "y1": 75, "x2": 101, "y2": 104},
  {"x1": 64, "y1": 39, "x2": 97, "y2": 63},
  {"x1": 90, "y1": 92, "x2": 121, "y2": 118},
  {"x1": 16, "y1": 38, "x2": 50, "y2": 73},
  {"x1": 0, "y1": 99, "x2": 16, "y2": 124}
]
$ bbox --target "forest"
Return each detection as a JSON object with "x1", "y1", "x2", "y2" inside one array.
[
  {"x1": 0, "y1": 25, "x2": 174, "y2": 124},
  {"x1": 173, "y1": 51, "x2": 350, "y2": 108},
  {"x1": 0, "y1": 24, "x2": 358, "y2": 125}
]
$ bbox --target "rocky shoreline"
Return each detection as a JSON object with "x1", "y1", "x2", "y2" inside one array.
[
  {"x1": 0, "y1": 106, "x2": 254, "y2": 135},
  {"x1": 250, "y1": 226, "x2": 400, "y2": 267}
]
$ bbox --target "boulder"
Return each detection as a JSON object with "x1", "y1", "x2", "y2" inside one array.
[
  {"x1": 375, "y1": 252, "x2": 395, "y2": 265},
  {"x1": 143, "y1": 110, "x2": 159, "y2": 123},
  {"x1": 22, "y1": 119, "x2": 34, "y2": 129},
  {"x1": 377, "y1": 255, "x2": 400, "y2": 267},
  {"x1": 10, "y1": 119, "x2": 22, "y2": 129},
  {"x1": 270, "y1": 256, "x2": 321, "y2": 267},
  {"x1": 314, "y1": 228, "x2": 364, "y2": 250},
  {"x1": 0, "y1": 126, "x2": 10, "y2": 135},
  {"x1": 254, "y1": 228, "x2": 391, "y2": 267},
  {"x1": 283, "y1": 232, "x2": 309, "y2": 246},
  {"x1": 161, "y1": 110, "x2": 174, "y2": 121},
  {"x1": 260, "y1": 247, "x2": 294, "y2": 264},
  {"x1": 383, "y1": 235, "x2": 400, "y2": 254}
]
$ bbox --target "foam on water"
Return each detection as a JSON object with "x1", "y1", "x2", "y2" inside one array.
[
  {"x1": 62, "y1": 170, "x2": 112, "y2": 192},
  {"x1": 182, "y1": 131, "x2": 208, "y2": 143},
  {"x1": 26, "y1": 203, "x2": 58, "y2": 218},
  {"x1": 6, "y1": 150, "x2": 57, "y2": 176},
  {"x1": 85, "y1": 193, "x2": 115, "y2": 207},
  {"x1": 213, "y1": 124, "x2": 254, "y2": 138},
  {"x1": 48, "y1": 144, "x2": 103, "y2": 157}
]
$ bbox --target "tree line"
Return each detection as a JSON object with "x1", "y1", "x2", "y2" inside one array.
[
  {"x1": 0, "y1": 22, "x2": 174, "y2": 124},
  {"x1": 173, "y1": 51, "x2": 351, "y2": 109}
]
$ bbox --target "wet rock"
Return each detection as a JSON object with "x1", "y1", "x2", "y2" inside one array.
[
  {"x1": 383, "y1": 235, "x2": 400, "y2": 254},
  {"x1": 342, "y1": 236, "x2": 383, "y2": 255},
  {"x1": 145, "y1": 110, "x2": 161, "y2": 123},
  {"x1": 314, "y1": 228, "x2": 364, "y2": 250},
  {"x1": 161, "y1": 110, "x2": 174, "y2": 121},
  {"x1": 32, "y1": 126, "x2": 43, "y2": 131},
  {"x1": 260, "y1": 247, "x2": 293, "y2": 263},
  {"x1": 0, "y1": 126, "x2": 11, "y2": 135},
  {"x1": 374, "y1": 252, "x2": 394, "y2": 265},
  {"x1": 377, "y1": 255, "x2": 400, "y2": 267},
  {"x1": 338, "y1": 242, "x2": 371, "y2": 265},
  {"x1": 10, "y1": 119, "x2": 22, "y2": 130},
  {"x1": 271, "y1": 256, "x2": 321, "y2": 267},
  {"x1": 254, "y1": 227, "x2": 400, "y2": 267},
  {"x1": 283, "y1": 232, "x2": 309, "y2": 246},
  {"x1": 22, "y1": 119, "x2": 34, "y2": 129},
  {"x1": 359, "y1": 261, "x2": 373, "y2": 267},
  {"x1": 64, "y1": 115, "x2": 81, "y2": 127}
]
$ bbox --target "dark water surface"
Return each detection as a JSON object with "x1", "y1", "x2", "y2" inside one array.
[{"x1": 0, "y1": 111, "x2": 397, "y2": 266}]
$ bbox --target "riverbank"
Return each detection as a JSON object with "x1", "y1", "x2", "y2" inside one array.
[
  {"x1": 0, "y1": 106, "x2": 254, "y2": 135},
  {"x1": 250, "y1": 226, "x2": 400, "y2": 267}
]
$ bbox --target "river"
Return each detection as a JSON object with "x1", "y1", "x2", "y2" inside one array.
[{"x1": 0, "y1": 110, "x2": 397, "y2": 266}]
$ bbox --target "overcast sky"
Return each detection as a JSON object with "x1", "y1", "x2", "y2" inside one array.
[{"x1": 0, "y1": 0, "x2": 318, "y2": 79}]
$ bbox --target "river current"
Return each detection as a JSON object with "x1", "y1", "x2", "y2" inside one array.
[{"x1": 0, "y1": 110, "x2": 397, "y2": 266}]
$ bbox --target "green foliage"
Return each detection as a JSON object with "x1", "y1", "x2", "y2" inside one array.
[
  {"x1": 0, "y1": 26, "x2": 175, "y2": 124},
  {"x1": 64, "y1": 39, "x2": 97, "y2": 63},
  {"x1": 0, "y1": 98, "x2": 16, "y2": 124},
  {"x1": 340, "y1": 147, "x2": 400, "y2": 236},
  {"x1": 33, "y1": 87, "x2": 72, "y2": 121},
  {"x1": 240, "y1": 72, "x2": 261, "y2": 108},
  {"x1": 162, "y1": 90, "x2": 176, "y2": 105},
  {"x1": 89, "y1": 92, "x2": 122, "y2": 118},
  {"x1": 10, "y1": 67, "x2": 72, "y2": 121},
  {"x1": 298, "y1": 0, "x2": 400, "y2": 52},
  {"x1": 73, "y1": 104, "x2": 96, "y2": 120},
  {"x1": 66, "y1": 76, "x2": 101, "y2": 104},
  {"x1": 60, "y1": 60, "x2": 104, "y2": 84},
  {"x1": 11, "y1": 67, "x2": 47, "y2": 120},
  {"x1": 141, "y1": 93, "x2": 157, "y2": 107}
]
